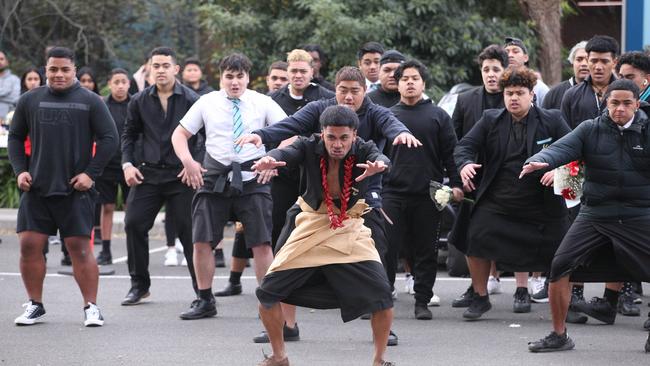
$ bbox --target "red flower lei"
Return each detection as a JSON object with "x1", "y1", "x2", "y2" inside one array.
[{"x1": 320, "y1": 155, "x2": 356, "y2": 229}]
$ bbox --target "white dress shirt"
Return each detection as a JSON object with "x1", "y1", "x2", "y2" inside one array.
[{"x1": 180, "y1": 89, "x2": 287, "y2": 181}]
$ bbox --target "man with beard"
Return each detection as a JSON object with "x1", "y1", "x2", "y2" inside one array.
[{"x1": 454, "y1": 66, "x2": 570, "y2": 320}]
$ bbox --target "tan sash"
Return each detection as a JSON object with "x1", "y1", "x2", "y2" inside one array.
[{"x1": 267, "y1": 197, "x2": 381, "y2": 273}]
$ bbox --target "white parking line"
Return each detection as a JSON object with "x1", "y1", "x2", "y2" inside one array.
[{"x1": 111, "y1": 245, "x2": 168, "y2": 264}]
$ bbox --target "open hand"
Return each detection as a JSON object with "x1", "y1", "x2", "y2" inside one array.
[
  {"x1": 235, "y1": 134, "x2": 263, "y2": 148},
  {"x1": 178, "y1": 159, "x2": 208, "y2": 189},
  {"x1": 252, "y1": 156, "x2": 286, "y2": 172},
  {"x1": 392, "y1": 132, "x2": 422, "y2": 148},
  {"x1": 355, "y1": 160, "x2": 387, "y2": 182},
  {"x1": 519, "y1": 162, "x2": 549, "y2": 179}
]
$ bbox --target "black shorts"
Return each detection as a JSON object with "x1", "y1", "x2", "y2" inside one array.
[
  {"x1": 256, "y1": 260, "x2": 393, "y2": 322},
  {"x1": 192, "y1": 191, "x2": 272, "y2": 248},
  {"x1": 95, "y1": 175, "x2": 130, "y2": 204},
  {"x1": 17, "y1": 190, "x2": 97, "y2": 238},
  {"x1": 549, "y1": 218, "x2": 650, "y2": 283},
  {"x1": 232, "y1": 231, "x2": 253, "y2": 259}
]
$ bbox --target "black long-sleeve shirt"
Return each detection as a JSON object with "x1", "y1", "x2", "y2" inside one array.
[
  {"x1": 252, "y1": 96, "x2": 411, "y2": 208},
  {"x1": 8, "y1": 82, "x2": 118, "y2": 196},
  {"x1": 384, "y1": 99, "x2": 461, "y2": 196},
  {"x1": 267, "y1": 134, "x2": 390, "y2": 211},
  {"x1": 104, "y1": 94, "x2": 130, "y2": 172},
  {"x1": 367, "y1": 88, "x2": 401, "y2": 108},
  {"x1": 122, "y1": 81, "x2": 200, "y2": 166},
  {"x1": 542, "y1": 77, "x2": 576, "y2": 110}
]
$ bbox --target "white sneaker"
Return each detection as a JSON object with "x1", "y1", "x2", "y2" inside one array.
[
  {"x1": 391, "y1": 289, "x2": 397, "y2": 300},
  {"x1": 180, "y1": 256, "x2": 187, "y2": 266},
  {"x1": 83, "y1": 302, "x2": 104, "y2": 327},
  {"x1": 14, "y1": 301, "x2": 46, "y2": 325},
  {"x1": 404, "y1": 273, "x2": 415, "y2": 295},
  {"x1": 487, "y1": 276, "x2": 502, "y2": 294},
  {"x1": 164, "y1": 248, "x2": 178, "y2": 266},
  {"x1": 529, "y1": 276, "x2": 545, "y2": 296},
  {"x1": 428, "y1": 294, "x2": 441, "y2": 307},
  {"x1": 174, "y1": 238, "x2": 183, "y2": 253}
]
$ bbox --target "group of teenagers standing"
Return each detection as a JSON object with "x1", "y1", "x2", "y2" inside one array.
[{"x1": 6, "y1": 31, "x2": 650, "y2": 365}]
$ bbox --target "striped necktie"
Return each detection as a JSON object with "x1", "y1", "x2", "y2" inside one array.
[{"x1": 231, "y1": 98, "x2": 243, "y2": 153}]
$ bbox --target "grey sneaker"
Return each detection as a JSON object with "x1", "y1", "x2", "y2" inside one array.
[{"x1": 528, "y1": 331, "x2": 575, "y2": 353}]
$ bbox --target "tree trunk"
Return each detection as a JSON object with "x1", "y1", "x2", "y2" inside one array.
[{"x1": 518, "y1": 0, "x2": 563, "y2": 86}]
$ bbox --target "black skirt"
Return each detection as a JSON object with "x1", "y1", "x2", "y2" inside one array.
[{"x1": 466, "y1": 204, "x2": 570, "y2": 272}]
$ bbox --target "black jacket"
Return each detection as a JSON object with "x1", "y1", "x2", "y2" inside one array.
[
  {"x1": 8, "y1": 82, "x2": 118, "y2": 196},
  {"x1": 185, "y1": 80, "x2": 214, "y2": 96},
  {"x1": 267, "y1": 134, "x2": 390, "y2": 212},
  {"x1": 270, "y1": 83, "x2": 334, "y2": 116},
  {"x1": 452, "y1": 86, "x2": 504, "y2": 139},
  {"x1": 542, "y1": 78, "x2": 577, "y2": 111},
  {"x1": 527, "y1": 108, "x2": 650, "y2": 221},
  {"x1": 367, "y1": 88, "x2": 401, "y2": 108},
  {"x1": 384, "y1": 99, "x2": 461, "y2": 196},
  {"x1": 252, "y1": 96, "x2": 410, "y2": 208},
  {"x1": 454, "y1": 106, "x2": 571, "y2": 216},
  {"x1": 561, "y1": 75, "x2": 616, "y2": 130}
]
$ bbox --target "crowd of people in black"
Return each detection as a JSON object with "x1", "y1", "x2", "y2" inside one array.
[{"x1": 3, "y1": 32, "x2": 650, "y2": 365}]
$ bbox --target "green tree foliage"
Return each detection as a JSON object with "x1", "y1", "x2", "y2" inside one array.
[{"x1": 199, "y1": 0, "x2": 535, "y2": 98}]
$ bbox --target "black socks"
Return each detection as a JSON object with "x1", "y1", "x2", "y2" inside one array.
[
  {"x1": 229, "y1": 271, "x2": 243, "y2": 285},
  {"x1": 101, "y1": 240, "x2": 111, "y2": 252},
  {"x1": 199, "y1": 288, "x2": 213, "y2": 301}
]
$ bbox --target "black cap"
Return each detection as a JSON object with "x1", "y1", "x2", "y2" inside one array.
[
  {"x1": 380, "y1": 50, "x2": 406, "y2": 65},
  {"x1": 504, "y1": 37, "x2": 528, "y2": 54}
]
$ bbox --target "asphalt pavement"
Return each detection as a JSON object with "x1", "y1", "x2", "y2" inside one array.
[{"x1": 0, "y1": 223, "x2": 649, "y2": 365}]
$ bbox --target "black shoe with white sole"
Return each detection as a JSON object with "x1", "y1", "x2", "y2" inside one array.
[
  {"x1": 14, "y1": 301, "x2": 46, "y2": 325},
  {"x1": 528, "y1": 331, "x2": 575, "y2": 353}
]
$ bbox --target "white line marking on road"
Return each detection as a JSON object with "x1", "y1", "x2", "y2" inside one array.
[{"x1": 111, "y1": 245, "x2": 168, "y2": 264}]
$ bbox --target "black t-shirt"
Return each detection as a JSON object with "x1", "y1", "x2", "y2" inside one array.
[{"x1": 8, "y1": 82, "x2": 118, "y2": 196}]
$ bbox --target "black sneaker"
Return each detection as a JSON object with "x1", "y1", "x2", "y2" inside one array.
[
  {"x1": 513, "y1": 288, "x2": 532, "y2": 313},
  {"x1": 566, "y1": 293, "x2": 588, "y2": 324},
  {"x1": 387, "y1": 330, "x2": 398, "y2": 346},
  {"x1": 531, "y1": 279, "x2": 549, "y2": 303},
  {"x1": 452, "y1": 286, "x2": 476, "y2": 308},
  {"x1": 60, "y1": 253, "x2": 72, "y2": 266},
  {"x1": 573, "y1": 297, "x2": 616, "y2": 324},
  {"x1": 617, "y1": 293, "x2": 641, "y2": 316},
  {"x1": 528, "y1": 331, "x2": 575, "y2": 353},
  {"x1": 253, "y1": 323, "x2": 300, "y2": 343},
  {"x1": 180, "y1": 298, "x2": 217, "y2": 320},
  {"x1": 96, "y1": 251, "x2": 112, "y2": 265},
  {"x1": 463, "y1": 295, "x2": 491, "y2": 320},
  {"x1": 414, "y1": 303, "x2": 433, "y2": 320},
  {"x1": 14, "y1": 301, "x2": 46, "y2": 325}
]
